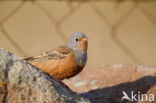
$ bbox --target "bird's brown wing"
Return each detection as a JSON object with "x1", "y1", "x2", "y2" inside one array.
[{"x1": 25, "y1": 45, "x2": 72, "y2": 61}]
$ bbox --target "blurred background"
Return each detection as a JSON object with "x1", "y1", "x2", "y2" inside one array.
[{"x1": 0, "y1": 0, "x2": 156, "y2": 68}]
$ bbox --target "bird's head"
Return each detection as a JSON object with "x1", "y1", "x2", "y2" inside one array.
[
  {"x1": 67, "y1": 32, "x2": 88, "y2": 67},
  {"x1": 67, "y1": 32, "x2": 88, "y2": 52}
]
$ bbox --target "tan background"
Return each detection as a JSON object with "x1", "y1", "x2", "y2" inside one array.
[{"x1": 0, "y1": 0, "x2": 156, "y2": 68}]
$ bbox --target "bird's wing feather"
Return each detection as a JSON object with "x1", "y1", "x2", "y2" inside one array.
[{"x1": 25, "y1": 45, "x2": 72, "y2": 61}]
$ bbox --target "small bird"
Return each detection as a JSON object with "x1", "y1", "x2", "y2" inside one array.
[{"x1": 25, "y1": 32, "x2": 88, "y2": 80}]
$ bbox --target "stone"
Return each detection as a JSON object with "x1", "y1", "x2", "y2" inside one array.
[
  {"x1": 64, "y1": 64, "x2": 156, "y2": 103},
  {"x1": 0, "y1": 48, "x2": 90, "y2": 103}
]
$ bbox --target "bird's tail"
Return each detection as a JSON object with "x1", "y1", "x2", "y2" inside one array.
[{"x1": 24, "y1": 56, "x2": 34, "y2": 61}]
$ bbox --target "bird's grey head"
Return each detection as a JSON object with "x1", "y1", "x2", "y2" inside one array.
[{"x1": 67, "y1": 32, "x2": 88, "y2": 67}]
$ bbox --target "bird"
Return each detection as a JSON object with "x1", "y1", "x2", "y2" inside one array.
[{"x1": 25, "y1": 32, "x2": 88, "y2": 80}]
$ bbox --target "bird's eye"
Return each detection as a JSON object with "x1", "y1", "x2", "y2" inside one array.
[{"x1": 75, "y1": 38, "x2": 78, "y2": 42}]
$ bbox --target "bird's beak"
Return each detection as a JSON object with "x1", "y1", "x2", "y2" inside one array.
[{"x1": 82, "y1": 38, "x2": 88, "y2": 42}]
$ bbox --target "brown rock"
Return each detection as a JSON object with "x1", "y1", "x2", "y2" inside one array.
[
  {"x1": 0, "y1": 48, "x2": 90, "y2": 103},
  {"x1": 64, "y1": 64, "x2": 156, "y2": 103}
]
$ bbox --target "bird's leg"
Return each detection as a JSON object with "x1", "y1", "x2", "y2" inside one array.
[
  {"x1": 45, "y1": 73, "x2": 72, "y2": 91},
  {"x1": 54, "y1": 78, "x2": 70, "y2": 90}
]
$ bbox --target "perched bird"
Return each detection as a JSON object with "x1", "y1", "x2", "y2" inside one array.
[{"x1": 25, "y1": 32, "x2": 88, "y2": 80}]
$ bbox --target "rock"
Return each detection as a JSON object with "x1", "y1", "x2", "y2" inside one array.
[
  {"x1": 64, "y1": 64, "x2": 156, "y2": 103},
  {"x1": 138, "y1": 85, "x2": 156, "y2": 103},
  {"x1": 0, "y1": 48, "x2": 90, "y2": 103}
]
